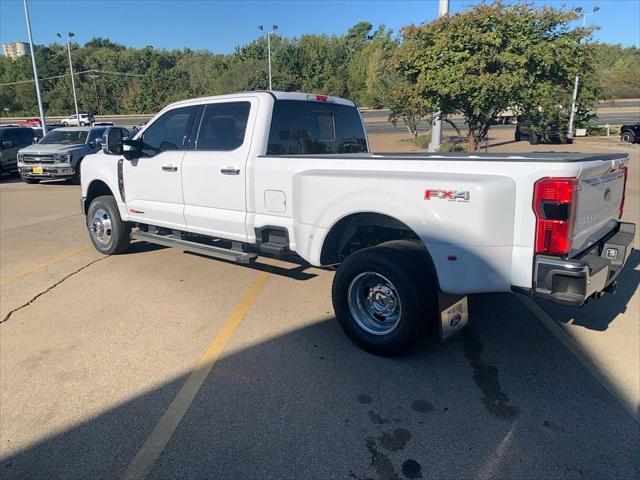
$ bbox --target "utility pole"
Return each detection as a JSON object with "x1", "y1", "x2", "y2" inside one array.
[
  {"x1": 258, "y1": 24, "x2": 278, "y2": 90},
  {"x1": 57, "y1": 32, "x2": 79, "y2": 121},
  {"x1": 567, "y1": 6, "x2": 599, "y2": 139},
  {"x1": 23, "y1": 0, "x2": 47, "y2": 135},
  {"x1": 89, "y1": 74, "x2": 100, "y2": 115},
  {"x1": 428, "y1": 0, "x2": 449, "y2": 152}
]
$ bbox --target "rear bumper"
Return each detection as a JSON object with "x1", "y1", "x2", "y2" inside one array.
[{"x1": 531, "y1": 222, "x2": 635, "y2": 307}]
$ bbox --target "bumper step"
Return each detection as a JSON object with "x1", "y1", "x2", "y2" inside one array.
[{"x1": 131, "y1": 231, "x2": 257, "y2": 264}]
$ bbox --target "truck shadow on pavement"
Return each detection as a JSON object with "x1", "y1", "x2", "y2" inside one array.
[
  {"x1": 537, "y1": 250, "x2": 640, "y2": 331},
  {"x1": 2, "y1": 294, "x2": 638, "y2": 480}
]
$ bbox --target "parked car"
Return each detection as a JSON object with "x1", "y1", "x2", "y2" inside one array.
[
  {"x1": 620, "y1": 123, "x2": 640, "y2": 144},
  {"x1": 0, "y1": 126, "x2": 35, "y2": 175},
  {"x1": 83, "y1": 91, "x2": 634, "y2": 356},
  {"x1": 61, "y1": 113, "x2": 95, "y2": 127},
  {"x1": 515, "y1": 116, "x2": 572, "y2": 144},
  {"x1": 18, "y1": 118, "x2": 41, "y2": 128},
  {"x1": 17, "y1": 126, "x2": 107, "y2": 184}
]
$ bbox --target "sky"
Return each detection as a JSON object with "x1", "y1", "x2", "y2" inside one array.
[{"x1": 1, "y1": 0, "x2": 639, "y2": 54}]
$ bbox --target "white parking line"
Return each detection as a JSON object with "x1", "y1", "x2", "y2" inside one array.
[{"x1": 518, "y1": 295, "x2": 639, "y2": 423}]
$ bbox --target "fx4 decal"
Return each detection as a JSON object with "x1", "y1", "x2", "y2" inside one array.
[{"x1": 424, "y1": 189, "x2": 470, "y2": 202}]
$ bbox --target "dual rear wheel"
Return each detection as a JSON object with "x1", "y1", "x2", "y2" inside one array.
[{"x1": 332, "y1": 240, "x2": 439, "y2": 356}]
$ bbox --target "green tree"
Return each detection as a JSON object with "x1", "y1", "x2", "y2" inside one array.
[{"x1": 394, "y1": 1, "x2": 594, "y2": 151}]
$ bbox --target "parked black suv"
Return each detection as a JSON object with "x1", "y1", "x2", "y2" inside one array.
[
  {"x1": 620, "y1": 123, "x2": 639, "y2": 144},
  {"x1": 0, "y1": 126, "x2": 35, "y2": 175},
  {"x1": 514, "y1": 116, "x2": 572, "y2": 144}
]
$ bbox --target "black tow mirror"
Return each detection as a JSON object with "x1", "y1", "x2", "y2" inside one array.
[{"x1": 103, "y1": 127, "x2": 124, "y2": 155}]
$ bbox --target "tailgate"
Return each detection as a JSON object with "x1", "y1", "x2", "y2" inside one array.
[{"x1": 572, "y1": 160, "x2": 627, "y2": 254}]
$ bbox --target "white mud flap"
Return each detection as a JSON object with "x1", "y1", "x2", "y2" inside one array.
[{"x1": 438, "y1": 293, "x2": 469, "y2": 341}]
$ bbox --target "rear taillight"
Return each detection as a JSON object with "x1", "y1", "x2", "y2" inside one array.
[
  {"x1": 619, "y1": 166, "x2": 628, "y2": 219},
  {"x1": 533, "y1": 177, "x2": 578, "y2": 256}
]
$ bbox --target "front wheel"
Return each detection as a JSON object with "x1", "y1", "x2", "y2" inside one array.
[
  {"x1": 621, "y1": 132, "x2": 635, "y2": 143},
  {"x1": 87, "y1": 195, "x2": 131, "y2": 255},
  {"x1": 529, "y1": 132, "x2": 540, "y2": 145},
  {"x1": 332, "y1": 240, "x2": 438, "y2": 356}
]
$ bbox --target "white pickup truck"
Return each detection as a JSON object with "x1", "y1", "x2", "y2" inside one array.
[{"x1": 82, "y1": 91, "x2": 635, "y2": 355}]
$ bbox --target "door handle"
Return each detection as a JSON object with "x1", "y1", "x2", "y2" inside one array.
[
  {"x1": 220, "y1": 168, "x2": 241, "y2": 175},
  {"x1": 162, "y1": 164, "x2": 178, "y2": 172}
]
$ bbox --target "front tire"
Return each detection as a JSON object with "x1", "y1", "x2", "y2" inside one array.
[
  {"x1": 529, "y1": 132, "x2": 540, "y2": 145},
  {"x1": 70, "y1": 159, "x2": 82, "y2": 185},
  {"x1": 332, "y1": 240, "x2": 438, "y2": 356},
  {"x1": 87, "y1": 195, "x2": 131, "y2": 255},
  {"x1": 621, "y1": 132, "x2": 635, "y2": 143}
]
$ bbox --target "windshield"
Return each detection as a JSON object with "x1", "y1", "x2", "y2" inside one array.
[{"x1": 39, "y1": 130, "x2": 88, "y2": 145}]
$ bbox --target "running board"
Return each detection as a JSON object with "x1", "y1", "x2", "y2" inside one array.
[{"x1": 131, "y1": 231, "x2": 257, "y2": 264}]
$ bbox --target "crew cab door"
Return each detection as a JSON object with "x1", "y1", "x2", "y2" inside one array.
[
  {"x1": 180, "y1": 99, "x2": 256, "y2": 241},
  {"x1": 123, "y1": 105, "x2": 198, "y2": 230}
]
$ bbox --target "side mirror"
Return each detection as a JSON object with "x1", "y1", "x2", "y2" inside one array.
[
  {"x1": 1, "y1": 140, "x2": 13, "y2": 149},
  {"x1": 103, "y1": 128, "x2": 124, "y2": 155}
]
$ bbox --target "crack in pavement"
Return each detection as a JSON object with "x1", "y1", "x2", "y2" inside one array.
[{"x1": 0, "y1": 256, "x2": 107, "y2": 325}]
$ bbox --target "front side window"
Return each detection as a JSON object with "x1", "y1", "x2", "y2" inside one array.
[
  {"x1": 195, "y1": 102, "x2": 251, "y2": 151},
  {"x1": 88, "y1": 128, "x2": 106, "y2": 143},
  {"x1": 141, "y1": 106, "x2": 197, "y2": 157},
  {"x1": 17, "y1": 128, "x2": 34, "y2": 144}
]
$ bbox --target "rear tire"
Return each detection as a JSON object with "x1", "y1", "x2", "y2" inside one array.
[
  {"x1": 21, "y1": 176, "x2": 39, "y2": 184},
  {"x1": 87, "y1": 195, "x2": 131, "y2": 255},
  {"x1": 621, "y1": 131, "x2": 635, "y2": 143},
  {"x1": 332, "y1": 240, "x2": 438, "y2": 356}
]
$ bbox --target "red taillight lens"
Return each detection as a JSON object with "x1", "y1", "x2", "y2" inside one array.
[
  {"x1": 619, "y1": 166, "x2": 628, "y2": 219},
  {"x1": 533, "y1": 177, "x2": 578, "y2": 256}
]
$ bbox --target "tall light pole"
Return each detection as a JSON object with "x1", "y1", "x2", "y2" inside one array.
[
  {"x1": 567, "y1": 6, "x2": 599, "y2": 139},
  {"x1": 428, "y1": 0, "x2": 449, "y2": 152},
  {"x1": 258, "y1": 24, "x2": 278, "y2": 90},
  {"x1": 57, "y1": 32, "x2": 79, "y2": 121},
  {"x1": 23, "y1": 0, "x2": 47, "y2": 135}
]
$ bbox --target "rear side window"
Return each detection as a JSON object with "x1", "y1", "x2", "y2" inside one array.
[
  {"x1": 195, "y1": 102, "x2": 250, "y2": 151},
  {"x1": 267, "y1": 100, "x2": 367, "y2": 155},
  {"x1": 142, "y1": 106, "x2": 197, "y2": 156}
]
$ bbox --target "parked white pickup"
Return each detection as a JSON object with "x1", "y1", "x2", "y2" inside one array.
[{"x1": 81, "y1": 91, "x2": 635, "y2": 355}]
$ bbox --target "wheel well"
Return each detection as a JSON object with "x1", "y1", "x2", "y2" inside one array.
[
  {"x1": 84, "y1": 180, "x2": 114, "y2": 213},
  {"x1": 320, "y1": 213, "x2": 421, "y2": 265}
]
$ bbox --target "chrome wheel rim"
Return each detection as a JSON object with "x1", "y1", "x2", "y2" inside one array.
[
  {"x1": 89, "y1": 208, "x2": 112, "y2": 245},
  {"x1": 347, "y1": 272, "x2": 402, "y2": 335}
]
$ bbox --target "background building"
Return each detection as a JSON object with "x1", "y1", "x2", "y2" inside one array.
[{"x1": 3, "y1": 42, "x2": 30, "y2": 60}]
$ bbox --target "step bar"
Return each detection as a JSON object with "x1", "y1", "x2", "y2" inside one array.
[{"x1": 131, "y1": 231, "x2": 257, "y2": 264}]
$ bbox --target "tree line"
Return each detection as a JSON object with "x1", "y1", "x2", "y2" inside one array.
[{"x1": 1, "y1": 2, "x2": 638, "y2": 149}]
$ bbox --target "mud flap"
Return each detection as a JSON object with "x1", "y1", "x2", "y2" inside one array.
[{"x1": 438, "y1": 293, "x2": 469, "y2": 341}]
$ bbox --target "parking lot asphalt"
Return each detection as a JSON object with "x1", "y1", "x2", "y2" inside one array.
[{"x1": 0, "y1": 134, "x2": 639, "y2": 480}]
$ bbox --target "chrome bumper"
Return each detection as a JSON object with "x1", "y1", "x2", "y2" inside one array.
[{"x1": 532, "y1": 222, "x2": 635, "y2": 307}]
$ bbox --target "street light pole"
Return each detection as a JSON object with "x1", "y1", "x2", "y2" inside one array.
[
  {"x1": 22, "y1": 0, "x2": 47, "y2": 135},
  {"x1": 57, "y1": 32, "x2": 79, "y2": 121},
  {"x1": 567, "y1": 6, "x2": 599, "y2": 139},
  {"x1": 428, "y1": 0, "x2": 449, "y2": 152},
  {"x1": 258, "y1": 24, "x2": 278, "y2": 90}
]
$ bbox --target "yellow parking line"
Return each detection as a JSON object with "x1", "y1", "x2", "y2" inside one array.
[
  {"x1": 121, "y1": 271, "x2": 270, "y2": 480},
  {"x1": 0, "y1": 245, "x2": 91, "y2": 287}
]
